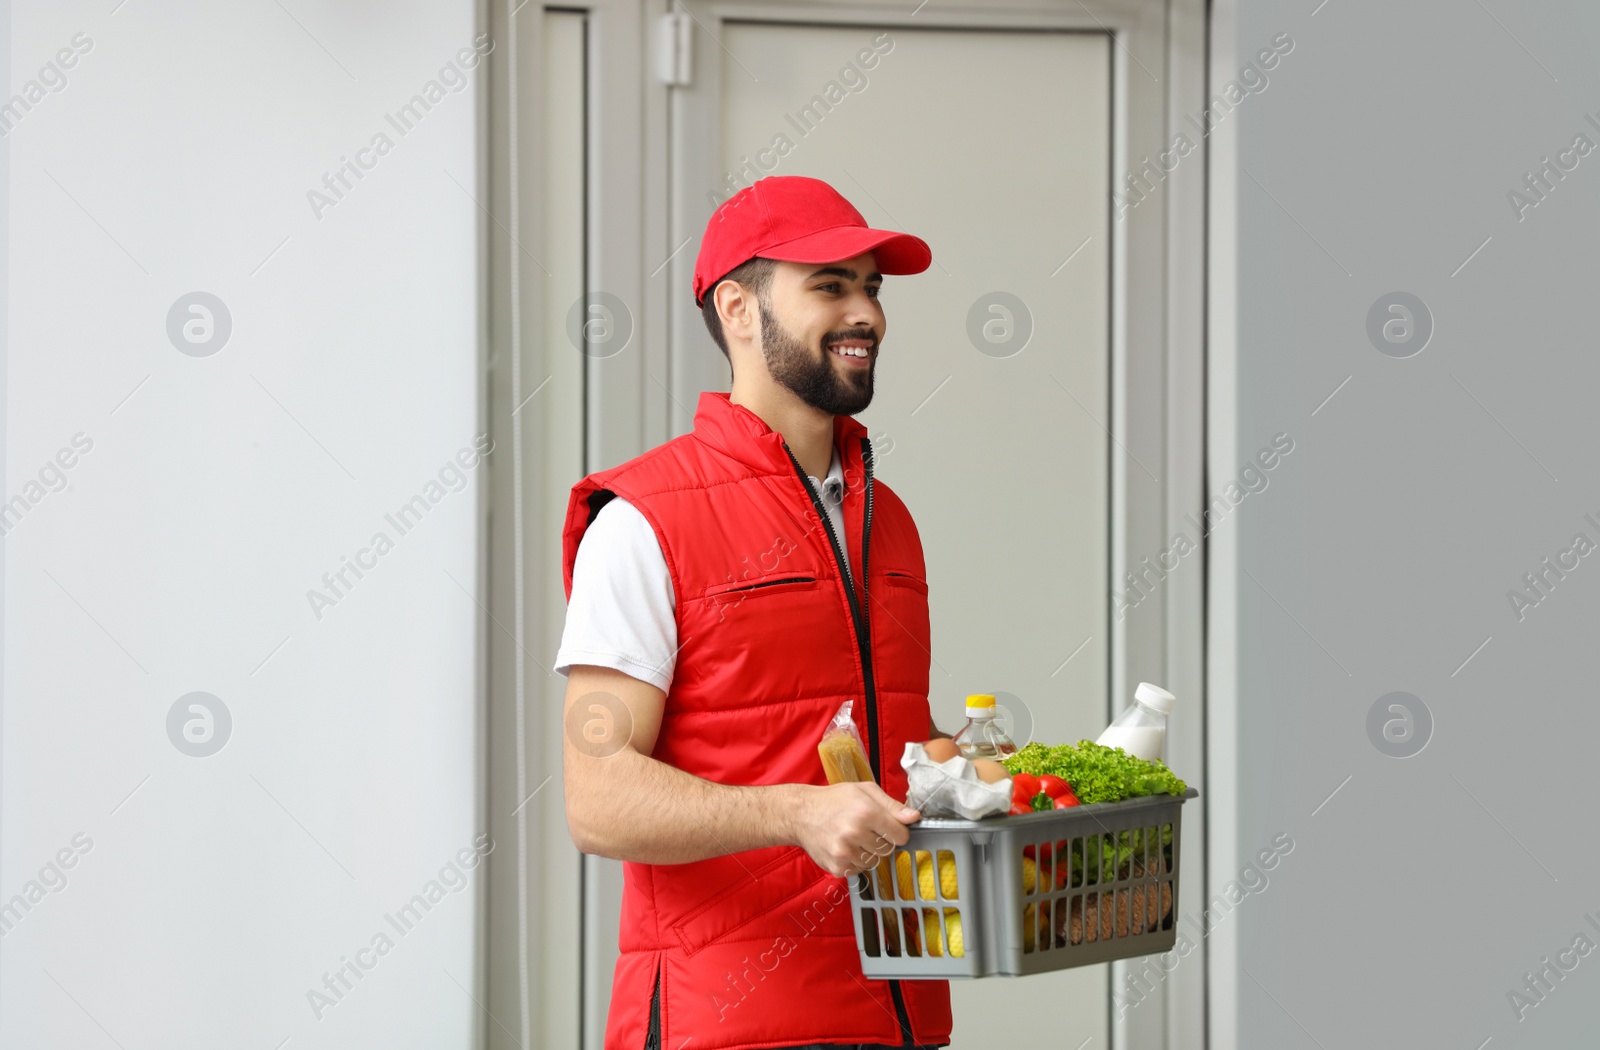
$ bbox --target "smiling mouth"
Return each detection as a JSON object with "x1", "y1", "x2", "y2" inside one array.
[{"x1": 827, "y1": 338, "x2": 875, "y2": 360}]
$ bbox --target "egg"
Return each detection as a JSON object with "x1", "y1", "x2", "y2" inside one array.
[
  {"x1": 972, "y1": 759, "x2": 1010, "y2": 783},
  {"x1": 923, "y1": 738, "x2": 959, "y2": 764}
]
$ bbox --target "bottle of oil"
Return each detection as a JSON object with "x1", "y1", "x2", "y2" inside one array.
[{"x1": 951, "y1": 694, "x2": 1017, "y2": 760}]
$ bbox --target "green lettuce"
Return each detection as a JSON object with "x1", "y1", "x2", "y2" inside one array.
[{"x1": 1001, "y1": 739, "x2": 1187, "y2": 805}]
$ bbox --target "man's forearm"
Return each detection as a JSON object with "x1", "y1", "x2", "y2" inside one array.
[{"x1": 569, "y1": 746, "x2": 811, "y2": 864}]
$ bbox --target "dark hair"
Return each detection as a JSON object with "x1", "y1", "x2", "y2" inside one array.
[{"x1": 700, "y1": 257, "x2": 776, "y2": 372}]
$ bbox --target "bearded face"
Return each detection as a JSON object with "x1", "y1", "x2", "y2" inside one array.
[{"x1": 758, "y1": 297, "x2": 877, "y2": 416}]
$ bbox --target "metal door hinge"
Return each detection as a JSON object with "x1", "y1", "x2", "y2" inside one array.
[{"x1": 657, "y1": 12, "x2": 692, "y2": 86}]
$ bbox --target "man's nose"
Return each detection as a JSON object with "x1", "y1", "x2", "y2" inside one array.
[{"x1": 844, "y1": 295, "x2": 878, "y2": 333}]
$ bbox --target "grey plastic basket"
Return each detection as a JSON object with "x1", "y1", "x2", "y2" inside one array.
[{"x1": 849, "y1": 787, "x2": 1198, "y2": 978}]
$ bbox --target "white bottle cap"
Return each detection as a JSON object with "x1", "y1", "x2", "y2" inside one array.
[{"x1": 1134, "y1": 682, "x2": 1176, "y2": 714}]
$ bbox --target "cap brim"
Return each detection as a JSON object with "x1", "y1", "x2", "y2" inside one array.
[{"x1": 758, "y1": 225, "x2": 932, "y2": 276}]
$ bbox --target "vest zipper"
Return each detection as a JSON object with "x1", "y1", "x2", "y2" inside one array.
[
  {"x1": 782, "y1": 437, "x2": 914, "y2": 1049},
  {"x1": 644, "y1": 961, "x2": 661, "y2": 1049},
  {"x1": 860, "y1": 437, "x2": 913, "y2": 1050},
  {"x1": 780, "y1": 441, "x2": 878, "y2": 776}
]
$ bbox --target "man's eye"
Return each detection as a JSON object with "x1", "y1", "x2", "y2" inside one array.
[{"x1": 813, "y1": 282, "x2": 881, "y2": 297}]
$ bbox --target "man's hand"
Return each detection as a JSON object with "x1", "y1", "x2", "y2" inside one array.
[{"x1": 791, "y1": 781, "x2": 920, "y2": 878}]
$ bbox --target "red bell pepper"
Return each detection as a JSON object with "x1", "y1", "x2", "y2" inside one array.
[{"x1": 1037, "y1": 774, "x2": 1072, "y2": 800}]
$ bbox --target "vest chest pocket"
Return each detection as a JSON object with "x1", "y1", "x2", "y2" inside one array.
[
  {"x1": 706, "y1": 575, "x2": 819, "y2": 596},
  {"x1": 881, "y1": 570, "x2": 929, "y2": 597},
  {"x1": 702, "y1": 574, "x2": 822, "y2": 616},
  {"x1": 677, "y1": 571, "x2": 853, "y2": 698}
]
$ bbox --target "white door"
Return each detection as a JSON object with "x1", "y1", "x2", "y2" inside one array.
[{"x1": 672, "y1": 16, "x2": 1111, "y2": 1049}]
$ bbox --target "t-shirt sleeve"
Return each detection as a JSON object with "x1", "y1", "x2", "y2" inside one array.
[{"x1": 554, "y1": 495, "x2": 678, "y2": 693}]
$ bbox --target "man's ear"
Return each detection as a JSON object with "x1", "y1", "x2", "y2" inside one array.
[{"x1": 715, "y1": 281, "x2": 759, "y2": 347}]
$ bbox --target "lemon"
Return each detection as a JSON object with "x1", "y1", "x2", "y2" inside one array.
[
  {"x1": 922, "y1": 909, "x2": 943, "y2": 957},
  {"x1": 920, "y1": 908, "x2": 966, "y2": 958},
  {"x1": 894, "y1": 851, "x2": 960, "y2": 901},
  {"x1": 894, "y1": 852, "x2": 915, "y2": 899},
  {"x1": 1019, "y1": 858, "x2": 1044, "y2": 951},
  {"x1": 921, "y1": 853, "x2": 959, "y2": 900},
  {"x1": 944, "y1": 909, "x2": 965, "y2": 958}
]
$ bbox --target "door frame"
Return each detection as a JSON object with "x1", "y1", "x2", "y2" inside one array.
[{"x1": 483, "y1": 0, "x2": 1213, "y2": 1047}]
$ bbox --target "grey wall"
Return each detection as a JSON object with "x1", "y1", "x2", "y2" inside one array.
[
  {"x1": 1231, "y1": 1, "x2": 1600, "y2": 1047},
  {"x1": 1, "y1": 3, "x2": 487, "y2": 1048}
]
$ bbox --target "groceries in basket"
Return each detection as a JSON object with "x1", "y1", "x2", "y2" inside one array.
[
  {"x1": 901, "y1": 740, "x2": 1012, "y2": 820},
  {"x1": 1002, "y1": 738, "x2": 1187, "y2": 807},
  {"x1": 1000, "y1": 719, "x2": 1189, "y2": 950},
  {"x1": 817, "y1": 699, "x2": 876, "y2": 785},
  {"x1": 950, "y1": 693, "x2": 1018, "y2": 759},
  {"x1": 1015, "y1": 819, "x2": 1179, "y2": 948},
  {"x1": 860, "y1": 813, "x2": 1184, "y2": 961},
  {"x1": 847, "y1": 684, "x2": 1195, "y2": 974},
  {"x1": 1095, "y1": 682, "x2": 1178, "y2": 762},
  {"x1": 900, "y1": 683, "x2": 1187, "y2": 820}
]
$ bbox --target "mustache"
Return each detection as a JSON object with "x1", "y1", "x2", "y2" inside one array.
[{"x1": 824, "y1": 329, "x2": 878, "y2": 349}]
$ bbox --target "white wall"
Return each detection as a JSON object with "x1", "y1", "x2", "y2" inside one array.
[{"x1": 1, "y1": 3, "x2": 487, "y2": 1048}]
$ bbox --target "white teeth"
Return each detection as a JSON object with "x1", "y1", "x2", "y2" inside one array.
[{"x1": 831, "y1": 345, "x2": 869, "y2": 357}]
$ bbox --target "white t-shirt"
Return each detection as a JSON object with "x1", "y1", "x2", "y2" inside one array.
[{"x1": 555, "y1": 444, "x2": 848, "y2": 693}]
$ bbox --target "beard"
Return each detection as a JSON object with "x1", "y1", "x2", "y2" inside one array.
[{"x1": 758, "y1": 301, "x2": 875, "y2": 416}]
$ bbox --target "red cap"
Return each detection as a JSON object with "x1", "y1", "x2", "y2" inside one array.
[{"x1": 692, "y1": 176, "x2": 932, "y2": 308}]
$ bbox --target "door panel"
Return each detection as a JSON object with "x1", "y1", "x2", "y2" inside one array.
[
  {"x1": 711, "y1": 22, "x2": 1112, "y2": 1049},
  {"x1": 539, "y1": 11, "x2": 588, "y2": 1050}
]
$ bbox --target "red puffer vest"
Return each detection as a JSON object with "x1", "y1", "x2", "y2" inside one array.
[{"x1": 561, "y1": 391, "x2": 951, "y2": 1050}]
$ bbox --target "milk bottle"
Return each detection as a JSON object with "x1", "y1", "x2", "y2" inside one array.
[{"x1": 1096, "y1": 682, "x2": 1176, "y2": 763}]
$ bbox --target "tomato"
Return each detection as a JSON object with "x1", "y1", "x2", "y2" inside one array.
[
  {"x1": 1038, "y1": 775, "x2": 1072, "y2": 800},
  {"x1": 1024, "y1": 841, "x2": 1054, "y2": 866},
  {"x1": 1052, "y1": 794, "x2": 1080, "y2": 810},
  {"x1": 1011, "y1": 773, "x2": 1040, "y2": 799}
]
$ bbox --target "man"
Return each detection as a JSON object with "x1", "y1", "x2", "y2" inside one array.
[{"x1": 557, "y1": 175, "x2": 951, "y2": 1050}]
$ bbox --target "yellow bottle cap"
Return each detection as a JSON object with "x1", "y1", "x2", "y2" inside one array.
[{"x1": 965, "y1": 694, "x2": 996, "y2": 710}]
